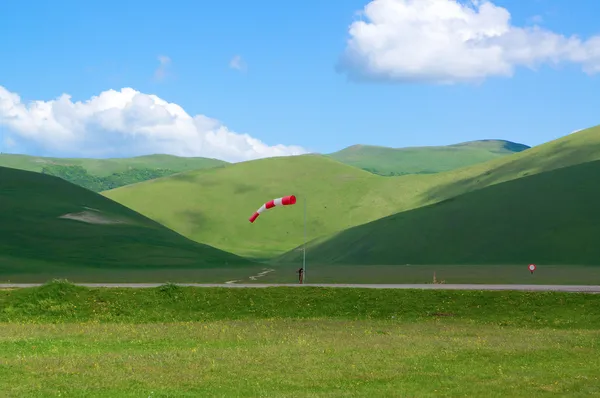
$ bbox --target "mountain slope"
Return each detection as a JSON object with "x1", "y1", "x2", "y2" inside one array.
[
  {"x1": 277, "y1": 159, "x2": 600, "y2": 266},
  {"x1": 328, "y1": 139, "x2": 530, "y2": 176},
  {"x1": 104, "y1": 125, "x2": 600, "y2": 259},
  {"x1": 0, "y1": 153, "x2": 228, "y2": 192},
  {"x1": 0, "y1": 153, "x2": 228, "y2": 176},
  {"x1": 0, "y1": 166, "x2": 251, "y2": 276},
  {"x1": 104, "y1": 155, "x2": 413, "y2": 258},
  {"x1": 418, "y1": 125, "x2": 600, "y2": 204}
]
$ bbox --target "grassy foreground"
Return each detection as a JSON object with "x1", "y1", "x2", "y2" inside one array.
[
  {"x1": 0, "y1": 282, "x2": 599, "y2": 396},
  {"x1": 1, "y1": 321, "x2": 598, "y2": 397}
]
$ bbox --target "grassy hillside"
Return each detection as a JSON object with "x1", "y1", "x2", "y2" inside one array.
[
  {"x1": 104, "y1": 125, "x2": 600, "y2": 259},
  {"x1": 328, "y1": 139, "x2": 530, "y2": 176},
  {"x1": 104, "y1": 155, "x2": 416, "y2": 258},
  {"x1": 418, "y1": 124, "x2": 600, "y2": 204},
  {"x1": 0, "y1": 153, "x2": 228, "y2": 192},
  {"x1": 0, "y1": 153, "x2": 227, "y2": 176},
  {"x1": 277, "y1": 160, "x2": 600, "y2": 266},
  {"x1": 0, "y1": 166, "x2": 252, "y2": 279}
]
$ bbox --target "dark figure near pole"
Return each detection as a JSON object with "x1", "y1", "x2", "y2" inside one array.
[{"x1": 297, "y1": 267, "x2": 304, "y2": 284}]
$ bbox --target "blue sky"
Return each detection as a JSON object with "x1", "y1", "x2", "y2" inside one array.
[{"x1": 1, "y1": 0, "x2": 599, "y2": 161}]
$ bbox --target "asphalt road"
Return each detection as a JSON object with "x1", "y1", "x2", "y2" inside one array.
[{"x1": 1, "y1": 283, "x2": 600, "y2": 292}]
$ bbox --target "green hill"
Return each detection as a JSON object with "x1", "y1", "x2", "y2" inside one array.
[
  {"x1": 0, "y1": 166, "x2": 251, "y2": 280},
  {"x1": 418, "y1": 124, "x2": 600, "y2": 203},
  {"x1": 0, "y1": 153, "x2": 228, "y2": 192},
  {"x1": 0, "y1": 153, "x2": 228, "y2": 176},
  {"x1": 276, "y1": 159, "x2": 600, "y2": 266},
  {"x1": 103, "y1": 125, "x2": 600, "y2": 259},
  {"x1": 103, "y1": 155, "x2": 410, "y2": 258},
  {"x1": 328, "y1": 139, "x2": 530, "y2": 176}
]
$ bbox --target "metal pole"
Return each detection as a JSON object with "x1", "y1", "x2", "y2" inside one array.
[{"x1": 303, "y1": 196, "x2": 306, "y2": 284}]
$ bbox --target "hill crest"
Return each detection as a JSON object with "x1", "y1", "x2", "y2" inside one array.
[{"x1": 336, "y1": 139, "x2": 530, "y2": 152}]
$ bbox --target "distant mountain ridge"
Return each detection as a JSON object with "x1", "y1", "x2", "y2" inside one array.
[
  {"x1": 0, "y1": 153, "x2": 228, "y2": 192},
  {"x1": 328, "y1": 139, "x2": 530, "y2": 176},
  {"x1": 0, "y1": 139, "x2": 530, "y2": 188}
]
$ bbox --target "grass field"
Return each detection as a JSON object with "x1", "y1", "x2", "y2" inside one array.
[
  {"x1": 0, "y1": 166, "x2": 252, "y2": 280},
  {"x1": 103, "y1": 125, "x2": 600, "y2": 260},
  {"x1": 328, "y1": 139, "x2": 529, "y2": 176},
  {"x1": 0, "y1": 282, "x2": 599, "y2": 396},
  {"x1": 277, "y1": 159, "x2": 600, "y2": 267},
  {"x1": 0, "y1": 153, "x2": 227, "y2": 177}
]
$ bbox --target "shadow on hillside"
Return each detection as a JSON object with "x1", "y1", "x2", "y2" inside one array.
[
  {"x1": 419, "y1": 140, "x2": 600, "y2": 204},
  {"x1": 179, "y1": 210, "x2": 210, "y2": 235},
  {"x1": 233, "y1": 183, "x2": 257, "y2": 194},
  {"x1": 164, "y1": 173, "x2": 256, "y2": 196},
  {"x1": 169, "y1": 173, "x2": 201, "y2": 183}
]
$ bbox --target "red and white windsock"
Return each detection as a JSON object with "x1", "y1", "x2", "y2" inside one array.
[{"x1": 249, "y1": 195, "x2": 297, "y2": 223}]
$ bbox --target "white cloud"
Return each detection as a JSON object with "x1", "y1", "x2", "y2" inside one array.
[
  {"x1": 338, "y1": 0, "x2": 600, "y2": 84},
  {"x1": 154, "y1": 55, "x2": 171, "y2": 81},
  {"x1": 229, "y1": 55, "x2": 247, "y2": 72},
  {"x1": 0, "y1": 85, "x2": 307, "y2": 162}
]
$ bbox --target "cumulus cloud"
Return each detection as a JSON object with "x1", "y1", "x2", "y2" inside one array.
[
  {"x1": 338, "y1": 0, "x2": 600, "y2": 84},
  {"x1": 229, "y1": 55, "x2": 247, "y2": 72},
  {"x1": 154, "y1": 55, "x2": 171, "y2": 81},
  {"x1": 0, "y1": 85, "x2": 307, "y2": 162}
]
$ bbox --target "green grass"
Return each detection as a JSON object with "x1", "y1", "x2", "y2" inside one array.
[
  {"x1": 103, "y1": 155, "x2": 413, "y2": 258},
  {"x1": 39, "y1": 164, "x2": 181, "y2": 192},
  {"x1": 0, "y1": 153, "x2": 228, "y2": 192},
  {"x1": 104, "y1": 125, "x2": 600, "y2": 260},
  {"x1": 278, "y1": 159, "x2": 600, "y2": 267},
  {"x1": 0, "y1": 153, "x2": 227, "y2": 177},
  {"x1": 1, "y1": 281, "x2": 598, "y2": 326},
  {"x1": 0, "y1": 166, "x2": 253, "y2": 281},
  {"x1": 328, "y1": 139, "x2": 529, "y2": 176},
  {"x1": 1, "y1": 321, "x2": 599, "y2": 397},
  {"x1": 0, "y1": 283, "x2": 599, "y2": 396}
]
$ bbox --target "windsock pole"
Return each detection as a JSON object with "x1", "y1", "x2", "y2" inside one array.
[{"x1": 303, "y1": 196, "x2": 307, "y2": 284}]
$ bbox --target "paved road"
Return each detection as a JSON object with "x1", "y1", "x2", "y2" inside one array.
[{"x1": 1, "y1": 283, "x2": 600, "y2": 292}]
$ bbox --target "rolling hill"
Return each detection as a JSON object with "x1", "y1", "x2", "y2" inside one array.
[
  {"x1": 0, "y1": 153, "x2": 228, "y2": 192},
  {"x1": 0, "y1": 153, "x2": 228, "y2": 176},
  {"x1": 328, "y1": 139, "x2": 530, "y2": 176},
  {"x1": 103, "y1": 155, "x2": 411, "y2": 258},
  {"x1": 103, "y1": 125, "x2": 600, "y2": 259},
  {"x1": 0, "y1": 166, "x2": 252, "y2": 279},
  {"x1": 276, "y1": 159, "x2": 600, "y2": 266}
]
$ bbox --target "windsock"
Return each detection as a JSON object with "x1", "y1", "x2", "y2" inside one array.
[{"x1": 249, "y1": 195, "x2": 297, "y2": 223}]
